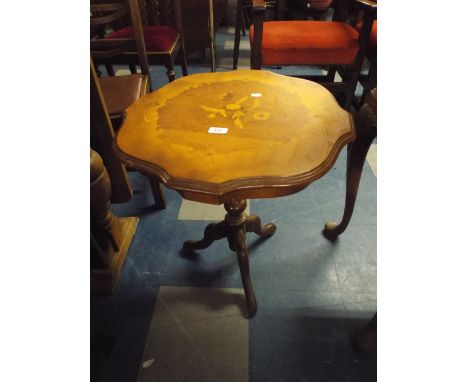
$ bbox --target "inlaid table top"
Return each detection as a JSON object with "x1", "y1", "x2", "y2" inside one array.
[{"x1": 114, "y1": 70, "x2": 355, "y2": 204}]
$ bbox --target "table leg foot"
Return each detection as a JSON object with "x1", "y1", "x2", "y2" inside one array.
[
  {"x1": 246, "y1": 215, "x2": 276, "y2": 238},
  {"x1": 322, "y1": 222, "x2": 342, "y2": 241},
  {"x1": 183, "y1": 220, "x2": 227, "y2": 251},
  {"x1": 233, "y1": 227, "x2": 257, "y2": 318}
]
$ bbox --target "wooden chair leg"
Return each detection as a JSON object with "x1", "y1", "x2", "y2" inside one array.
[
  {"x1": 208, "y1": 0, "x2": 216, "y2": 72},
  {"x1": 164, "y1": 58, "x2": 176, "y2": 82},
  {"x1": 344, "y1": 63, "x2": 362, "y2": 111},
  {"x1": 179, "y1": 45, "x2": 188, "y2": 77},
  {"x1": 146, "y1": 176, "x2": 167, "y2": 209},
  {"x1": 360, "y1": 58, "x2": 377, "y2": 108},
  {"x1": 105, "y1": 63, "x2": 115, "y2": 76},
  {"x1": 241, "y1": 11, "x2": 246, "y2": 36},
  {"x1": 233, "y1": 0, "x2": 243, "y2": 69},
  {"x1": 323, "y1": 103, "x2": 376, "y2": 239},
  {"x1": 326, "y1": 66, "x2": 337, "y2": 82}
]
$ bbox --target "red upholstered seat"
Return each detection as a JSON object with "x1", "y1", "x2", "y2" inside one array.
[
  {"x1": 249, "y1": 21, "x2": 359, "y2": 66},
  {"x1": 105, "y1": 26, "x2": 178, "y2": 52}
]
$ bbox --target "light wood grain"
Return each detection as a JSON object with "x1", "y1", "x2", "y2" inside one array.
[{"x1": 115, "y1": 70, "x2": 354, "y2": 204}]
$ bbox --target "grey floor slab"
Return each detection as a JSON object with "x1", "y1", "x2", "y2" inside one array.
[
  {"x1": 250, "y1": 308, "x2": 376, "y2": 382},
  {"x1": 137, "y1": 286, "x2": 248, "y2": 382}
]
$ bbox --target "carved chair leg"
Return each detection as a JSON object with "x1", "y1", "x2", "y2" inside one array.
[
  {"x1": 183, "y1": 220, "x2": 228, "y2": 251},
  {"x1": 233, "y1": 227, "x2": 257, "y2": 317},
  {"x1": 323, "y1": 105, "x2": 377, "y2": 239},
  {"x1": 246, "y1": 215, "x2": 276, "y2": 238}
]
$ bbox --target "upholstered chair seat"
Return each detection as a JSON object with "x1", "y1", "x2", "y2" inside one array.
[
  {"x1": 98, "y1": 74, "x2": 147, "y2": 118},
  {"x1": 104, "y1": 26, "x2": 179, "y2": 52},
  {"x1": 249, "y1": 21, "x2": 360, "y2": 66}
]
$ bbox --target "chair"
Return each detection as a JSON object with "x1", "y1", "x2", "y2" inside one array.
[
  {"x1": 91, "y1": 0, "x2": 188, "y2": 83},
  {"x1": 233, "y1": 0, "x2": 333, "y2": 69},
  {"x1": 91, "y1": 0, "x2": 151, "y2": 131},
  {"x1": 249, "y1": 0, "x2": 377, "y2": 110},
  {"x1": 233, "y1": 0, "x2": 276, "y2": 70},
  {"x1": 91, "y1": 58, "x2": 167, "y2": 208},
  {"x1": 322, "y1": 88, "x2": 377, "y2": 239},
  {"x1": 90, "y1": 58, "x2": 133, "y2": 204}
]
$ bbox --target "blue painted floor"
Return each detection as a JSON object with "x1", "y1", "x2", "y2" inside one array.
[{"x1": 91, "y1": 25, "x2": 376, "y2": 382}]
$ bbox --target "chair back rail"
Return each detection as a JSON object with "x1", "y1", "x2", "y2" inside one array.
[
  {"x1": 90, "y1": 0, "x2": 150, "y2": 77},
  {"x1": 91, "y1": 3, "x2": 130, "y2": 27},
  {"x1": 90, "y1": 58, "x2": 133, "y2": 203}
]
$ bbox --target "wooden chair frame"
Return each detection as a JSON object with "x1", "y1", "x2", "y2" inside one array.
[
  {"x1": 91, "y1": 0, "x2": 151, "y2": 130},
  {"x1": 249, "y1": 0, "x2": 377, "y2": 110},
  {"x1": 91, "y1": 0, "x2": 188, "y2": 82},
  {"x1": 91, "y1": 58, "x2": 167, "y2": 208}
]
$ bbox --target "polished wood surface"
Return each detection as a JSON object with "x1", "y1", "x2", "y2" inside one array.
[
  {"x1": 115, "y1": 69, "x2": 355, "y2": 204},
  {"x1": 183, "y1": 199, "x2": 275, "y2": 316},
  {"x1": 114, "y1": 70, "x2": 355, "y2": 317}
]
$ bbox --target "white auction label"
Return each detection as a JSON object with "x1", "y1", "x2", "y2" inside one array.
[{"x1": 208, "y1": 127, "x2": 229, "y2": 134}]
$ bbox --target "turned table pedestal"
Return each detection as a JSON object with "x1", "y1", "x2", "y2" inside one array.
[{"x1": 114, "y1": 70, "x2": 355, "y2": 317}]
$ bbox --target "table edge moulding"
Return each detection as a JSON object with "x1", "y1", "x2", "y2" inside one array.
[
  {"x1": 113, "y1": 69, "x2": 355, "y2": 317},
  {"x1": 113, "y1": 70, "x2": 355, "y2": 205}
]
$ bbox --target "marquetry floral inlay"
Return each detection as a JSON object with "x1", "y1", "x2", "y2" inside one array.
[{"x1": 200, "y1": 92, "x2": 270, "y2": 129}]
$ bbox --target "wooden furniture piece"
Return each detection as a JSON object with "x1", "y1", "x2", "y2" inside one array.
[
  {"x1": 358, "y1": 19, "x2": 376, "y2": 106},
  {"x1": 233, "y1": 0, "x2": 333, "y2": 71},
  {"x1": 174, "y1": 0, "x2": 227, "y2": 58},
  {"x1": 91, "y1": 0, "x2": 151, "y2": 131},
  {"x1": 113, "y1": 70, "x2": 355, "y2": 317},
  {"x1": 323, "y1": 88, "x2": 376, "y2": 239},
  {"x1": 91, "y1": 148, "x2": 139, "y2": 295},
  {"x1": 248, "y1": 0, "x2": 377, "y2": 110},
  {"x1": 91, "y1": 58, "x2": 133, "y2": 203},
  {"x1": 91, "y1": 59, "x2": 167, "y2": 208},
  {"x1": 91, "y1": 0, "x2": 188, "y2": 83}
]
